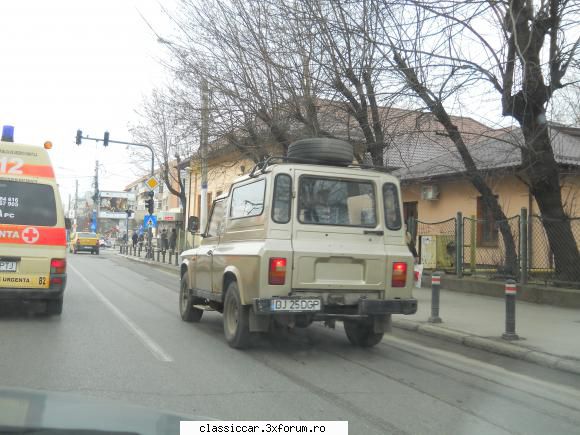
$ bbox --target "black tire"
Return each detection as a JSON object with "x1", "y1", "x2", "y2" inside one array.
[
  {"x1": 46, "y1": 297, "x2": 63, "y2": 316},
  {"x1": 344, "y1": 319, "x2": 384, "y2": 347},
  {"x1": 287, "y1": 138, "x2": 354, "y2": 166},
  {"x1": 223, "y1": 281, "x2": 251, "y2": 349},
  {"x1": 179, "y1": 274, "x2": 203, "y2": 322}
]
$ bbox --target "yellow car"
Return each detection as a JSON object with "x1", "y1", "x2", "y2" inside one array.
[{"x1": 70, "y1": 232, "x2": 99, "y2": 255}]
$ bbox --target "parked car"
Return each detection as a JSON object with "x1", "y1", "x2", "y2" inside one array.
[
  {"x1": 179, "y1": 138, "x2": 417, "y2": 349},
  {"x1": 99, "y1": 238, "x2": 112, "y2": 248}
]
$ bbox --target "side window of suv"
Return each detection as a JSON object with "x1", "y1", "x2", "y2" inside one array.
[
  {"x1": 230, "y1": 179, "x2": 266, "y2": 219},
  {"x1": 206, "y1": 199, "x2": 226, "y2": 237},
  {"x1": 272, "y1": 174, "x2": 292, "y2": 224}
]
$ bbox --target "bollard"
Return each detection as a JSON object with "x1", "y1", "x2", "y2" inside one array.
[
  {"x1": 162, "y1": 250, "x2": 166, "y2": 263},
  {"x1": 119, "y1": 245, "x2": 123, "y2": 254},
  {"x1": 156, "y1": 249, "x2": 160, "y2": 262},
  {"x1": 175, "y1": 251, "x2": 179, "y2": 266},
  {"x1": 428, "y1": 272, "x2": 442, "y2": 323},
  {"x1": 138, "y1": 246, "x2": 141, "y2": 257},
  {"x1": 168, "y1": 251, "x2": 173, "y2": 264},
  {"x1": 502, "y1": 279, "x2": 519, "y2": 340}
]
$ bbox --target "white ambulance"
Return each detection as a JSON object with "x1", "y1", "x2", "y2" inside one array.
[{"x1": 0, "y1": 125, "x2": 68, "y2": 315}]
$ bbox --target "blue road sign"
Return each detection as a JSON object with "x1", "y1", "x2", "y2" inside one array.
[{"x1": 143, "y1": 215, "x2": 157, "y2": 228}]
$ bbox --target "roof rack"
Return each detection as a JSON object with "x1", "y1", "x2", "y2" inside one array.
[{"x1": 247, "y1": 156, "x2": 398, "y2": 178}]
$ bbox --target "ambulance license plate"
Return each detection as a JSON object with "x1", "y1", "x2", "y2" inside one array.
[{"x1": 0, "y1": 261, "x2": 17, "y2": 272}]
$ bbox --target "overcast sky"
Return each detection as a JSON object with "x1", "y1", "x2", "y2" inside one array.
[{"x1": 0, "y1": 0, "x2": 176, "y2": 207}]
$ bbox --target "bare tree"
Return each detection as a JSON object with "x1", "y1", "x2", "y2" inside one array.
[
  {"x1": 365, "y1": 0, "x2": 580, "y2": 280},
  {"x1": 131, "y1": 88, "x2": 196, "y2": 211}
]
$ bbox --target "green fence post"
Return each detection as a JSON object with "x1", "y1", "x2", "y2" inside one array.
[
  {"x1": 520, "y1": 207, "x2": 528, "y2": 284},
  {"x1": 456, "y1": 212, "x2": 463, "y2": 277},
  {"x1": 470, "y1": 215, "x2": 476, "y2": 274}
]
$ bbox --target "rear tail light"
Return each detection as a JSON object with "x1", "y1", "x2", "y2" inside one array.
[
  {"x1": 50, "y1": 258, "x2": 66, "y2": 274},
  {"x1": 391, "y1": 262, "x2": 407, "y2": 287},
  {"x1": 269, "y1": 258, "x2": 287, "y2": 285}
]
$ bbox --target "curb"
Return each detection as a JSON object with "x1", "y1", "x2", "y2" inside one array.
[
  {"x1": 117, "y1": 253, "x2": 180, "y2": 275},
  {"x1": 392, "y1": 318, "x2": 580, "y2": 376}
]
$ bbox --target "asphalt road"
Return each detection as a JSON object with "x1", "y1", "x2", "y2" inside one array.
[{"x1": 1, "y1": 249, "x2": 580, "y2": 435}]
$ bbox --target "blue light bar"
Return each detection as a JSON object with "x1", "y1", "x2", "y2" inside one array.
[{"x1": 1, "y1": 125, "x2": 14, "y2": 142}]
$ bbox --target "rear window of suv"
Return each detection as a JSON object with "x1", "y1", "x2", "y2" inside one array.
[
  {"x1": 298, "y1": 176, "x2": 376, "y2": 227},
  {"x1": 0, "y1": 180, "x2": 57, "y2": 226}
]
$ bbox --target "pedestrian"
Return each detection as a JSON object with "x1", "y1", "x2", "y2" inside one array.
[
  {"x1": 132, "y1": 231, "x2": 138, "y2": 248},
  {"x1": 169, "y1": 228, "x2": 177, "y2": 252},
  {"x1": 160, "y1": 229, "x2": 168, "y2": 252}
]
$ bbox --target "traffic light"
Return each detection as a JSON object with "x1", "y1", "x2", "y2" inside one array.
[
  {"x1": 145, "y1": 193, "x2": 154, "y2": 215},
  {"x1": 103, "y1": 131, "x2": 109, "y2": 147},
  {"x1": 75, "y1": 129, "x2": 82, "y2": 145}
]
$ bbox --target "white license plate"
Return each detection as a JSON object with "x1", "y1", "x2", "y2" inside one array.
[
  {"x1": 0, "y1": 261, "x2": 16, "y2": 272},
  {"x1": 271, "y1": 298, "x2": 321, "y2": 312}
]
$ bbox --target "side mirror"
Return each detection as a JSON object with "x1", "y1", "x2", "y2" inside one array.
[
  {"x1": 65, "y1": 218, "x2": 72, "y2": 230},
  {"x1": 187, "y1": 216, "x2": 199, "y2": 233}
]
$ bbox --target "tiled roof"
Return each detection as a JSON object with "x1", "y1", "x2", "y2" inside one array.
[{"x1": 394, "y1": 126, "x2": 580, "y2": 181}]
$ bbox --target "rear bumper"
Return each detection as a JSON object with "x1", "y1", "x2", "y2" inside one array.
[
  {"x1": 0, "y1": 287, "x2": 64, "y2": 300},
  {"x1": 253, "y1": 297, "x2": 417, "y2": 316},
  {"x1": 358, "y1": 298, "x2": 417, "y2": 315},
  {"x1": 75, "y1": 245, "x2": 98, "y2": 251}
]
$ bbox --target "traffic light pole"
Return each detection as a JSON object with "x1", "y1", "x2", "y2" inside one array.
[
  {"x1": 76, "y1": 130, "x2": 156, "y2": 258},
  {"x1": 76, "y1": 131, "x2": 155, "y2": 177}
]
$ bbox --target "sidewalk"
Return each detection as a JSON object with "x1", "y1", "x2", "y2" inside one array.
[
  {"x1": 394, "y1": 286, "x2": 580, "y2": 375},
  {"x1": 118, "y1": 253, "x2": 179, "y2": 274}
]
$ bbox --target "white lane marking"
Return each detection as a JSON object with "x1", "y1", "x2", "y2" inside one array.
[
  {"x1": 69, "y1": 263, "x2": 173, "y2": 362},
  {"x1": 382, "y1": 335, "x2": 580, "y2": 409}
]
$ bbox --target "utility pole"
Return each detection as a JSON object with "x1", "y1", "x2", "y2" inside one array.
[
  {"x1": 74, "y1": 179, "x2": 78, "y2": 232},
  {"x1": 93, "y1": 161, "x2": 99, "y2": 233},
  {"x1": 200, "y1": 78, "x2": 209, "y2": 232}
]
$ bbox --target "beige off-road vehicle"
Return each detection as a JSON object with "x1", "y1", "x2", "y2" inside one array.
[{"x1": 179, "y1": 139, "x2": 417, "y2": 348}]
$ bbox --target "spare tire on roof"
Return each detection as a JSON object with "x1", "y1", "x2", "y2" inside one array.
[{"x1": 287, "y1": 138, "x2": 354, "y2": 166}]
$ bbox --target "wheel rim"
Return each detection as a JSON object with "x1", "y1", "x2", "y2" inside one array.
[{"x1": 225, "y1": 296, "x2": 239, "y2": 337}]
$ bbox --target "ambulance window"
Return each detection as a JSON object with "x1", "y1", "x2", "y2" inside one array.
[{"x1": 0, "y1": 180, "x2": 57, "y2": 226}]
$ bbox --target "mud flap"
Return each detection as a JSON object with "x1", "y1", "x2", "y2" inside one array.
[
  {"x1": 373, "y1": 314, "x2": 392, "y2": 334},
  {"x1": 249, "y1": 310, "x2": 270, "y2": 332}
]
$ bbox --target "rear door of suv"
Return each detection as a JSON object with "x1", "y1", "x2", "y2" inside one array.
[{"x1": 290, "y1": 170, "x2": 387, "y2": 295}]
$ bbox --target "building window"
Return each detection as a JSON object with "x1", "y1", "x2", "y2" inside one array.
[{"x1": 477, "y1": 196, "x2": 498, "y2": 247}]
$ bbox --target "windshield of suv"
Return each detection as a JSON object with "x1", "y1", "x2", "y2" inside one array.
[
  {"x1": 298, "y1": 176, "x2": 376, "y2": 227},
  {"x1": 0, "y1": 180, "x2": 56, "y2": 226}
]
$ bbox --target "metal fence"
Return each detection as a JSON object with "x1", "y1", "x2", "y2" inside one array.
[
  {"x1": 413, "y1": 210, "x2": 580, "y2": 288},
  {"x1": 462, "y1": 216, "x2": 520, "y2": 279},
  {"x1": 528, "y1": 216, "x2": 580, "y2": 287}
]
